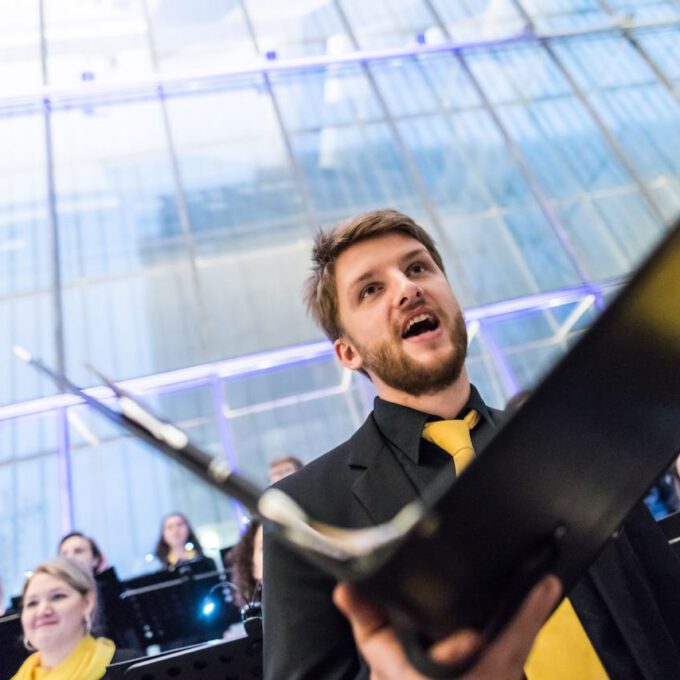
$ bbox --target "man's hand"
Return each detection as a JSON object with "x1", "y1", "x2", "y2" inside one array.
[{"x1": 333, "y1": 575, "x2": 562, "y2": 680}]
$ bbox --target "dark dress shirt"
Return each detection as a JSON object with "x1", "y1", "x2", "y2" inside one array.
[{"x1": 374, "y1": 384, "x2": 504, "y2": 494}]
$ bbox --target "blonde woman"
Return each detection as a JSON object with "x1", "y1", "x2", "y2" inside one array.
[{"x1": 12, "y1": 557, "x2": 130, "y2": 679}]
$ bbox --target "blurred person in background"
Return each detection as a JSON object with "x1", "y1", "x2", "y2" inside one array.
[
  {"x1": 59, "y1": 532, "x2": 106, "y2": 575},
  {"x1": 267, "y1": 455, "x2": 303, "y2": 484},
  {"x1": 227, "y1": 519, "x2": 263, "y2": 608},
  {"x1": 58, "y1": 531, "x2": 141, "y2": 650},
  {"x1": 154, "y1": 512, "x2": 212, "y2": 570}
]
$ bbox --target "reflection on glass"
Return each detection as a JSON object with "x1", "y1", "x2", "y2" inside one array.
[
  {"x1": 148, "y1": 1, "x2": 257, "y2": 72},
  {"x1": 167, "y1": 84, "x2": 307, "y2": 253},
  {"x1": 429, "y1": 0, "x2": 524, "y2": 42},
  {"x1": 339, "y1": 0, "x2": 437, "y2": 49},
  {"x1": 43, "y1": 0, "x2": 152, "y2": 86},
  {"x1": 0, "y1": 0, "x2": 42, "y2": 91},
  {"x1": 243, "y1": 0, "x2": 348, "y2": 58}
]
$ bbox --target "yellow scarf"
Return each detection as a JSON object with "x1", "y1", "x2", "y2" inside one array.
[
  {"x1": 167, "y1": 548, "x2": 197, "y2": 565},
  {"x1": 12, "y1": 636, "x2": 115, "y2": 680}
]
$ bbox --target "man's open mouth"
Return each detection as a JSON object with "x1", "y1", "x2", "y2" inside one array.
[{"x1": 401, "y1": 313, "x2": 439, "y2": 339}]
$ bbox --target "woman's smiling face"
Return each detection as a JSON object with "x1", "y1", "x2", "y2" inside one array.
[{"x1": 21, "y1": 572, "x2": 93, "y2": 655}]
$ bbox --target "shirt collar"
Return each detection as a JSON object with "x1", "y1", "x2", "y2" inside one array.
[{"x1": 373, "y1": 384, "x2": 492, "y2": 464}]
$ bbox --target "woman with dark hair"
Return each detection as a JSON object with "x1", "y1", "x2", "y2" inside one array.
[
  {"x1": 227, "y1": 520, "x2": 263, "y2": 607},
  {"x1": 58, "y1": 532, "x2": 106, "y2": 575},
  {"x1": 58, "y1": 531, "x2": 141, "y2": 651},
  {"x1": 154, "y1": 513, "x2": 206, "y2": 569},
  {"x1": 12, "y1": 557, "x2": 137, "y2": 679}
]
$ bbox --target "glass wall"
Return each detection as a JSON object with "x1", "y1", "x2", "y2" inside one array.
[{"x1": 1, "y1": 0, "x2": 679, "y2": 596}]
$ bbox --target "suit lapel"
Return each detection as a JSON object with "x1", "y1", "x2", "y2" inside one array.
[
  {"x1": 347, "y1": 416, "x2": 420, "y2": 525},
  {"x1": 346, "y1": 404, "x2": 508, "y2": 525}
]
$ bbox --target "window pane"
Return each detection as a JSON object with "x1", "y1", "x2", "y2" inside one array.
[
  {"x1": 243, "y1": 0, "x2": 349, "y2": 58},
  {"x1": 43, "y1": 0, "x2": 153, "y2": 86},
  {"x1": 339, "y1": 0, "x2": 437, "y2": 49},
  {"x1": 0, "y1": 0, "x2": 42, "y2": 92},
  {"x1": 0, "y1": 413, "x2": 61, "y2": 596},
  {"x1": 68, "y1": 387, "x2": 241, "y2": 577}
]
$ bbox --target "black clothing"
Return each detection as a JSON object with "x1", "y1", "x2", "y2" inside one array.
[
  {"x1": 374, "y1": 384, "x2": 502, "y2": 491},
  {"x1": 263, "y1": 388, "x2": 680, "y2": 680},
  {"x1": 95, "y1": 568, "x2": 142, "y2": 650}
]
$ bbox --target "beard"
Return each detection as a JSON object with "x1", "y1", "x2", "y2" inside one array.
[{"x1": 355, "y1": 310, "x2": 468, "y2": 397}]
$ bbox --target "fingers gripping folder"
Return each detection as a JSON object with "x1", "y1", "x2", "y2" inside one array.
[{"x1": 15, "y1": 216, "x2": 680, "y2": 678}]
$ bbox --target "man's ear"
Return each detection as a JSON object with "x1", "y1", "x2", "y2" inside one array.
[{"x1": 334, "y1": 337, "x2": 364, "y2": 372}]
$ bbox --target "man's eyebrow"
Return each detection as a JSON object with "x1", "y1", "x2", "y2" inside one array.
[
  {"x1": 346, "y1": 246, "x2": 431, "y2": 293},
  {"x1": 398, "y1": 246, "x2": 429, "y2": 264},
  {"x1": 347, "y1": 269, "x2": 377, "y2": 295}
]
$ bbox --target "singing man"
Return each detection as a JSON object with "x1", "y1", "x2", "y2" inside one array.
[{"x1": 263, "y1": 209, "x2": 680, "y2": 679}]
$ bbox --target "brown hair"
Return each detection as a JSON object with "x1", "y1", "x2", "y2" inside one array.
[
  {"x1": 154, "y1": 512, "x2": 205, "y2": 566},
  {"x1": 268, "y1": 455, "x2": 303, "y2": 472},
  {"x1": 227, "y1": 520, "x2": 261, "y2": 607},
  {"x1": 58, "y1": 531, "x2": 106, "y2": 574},
  {"x1": 22, "y1": 557, "x2": 96, "y2": 601},
  {"x1": 304, "y1": 209, "x2": 445, "y2": 340}
]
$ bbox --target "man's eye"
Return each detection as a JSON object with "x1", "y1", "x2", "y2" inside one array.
[
  {"x1": 408, "y1": 262, "x2": 425, "y2": 275},
  {"x1": 360, "y1": 284, "x2": 378, "y2": 299}
]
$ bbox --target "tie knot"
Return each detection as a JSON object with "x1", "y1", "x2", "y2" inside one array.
[{"x1": 421, "y1": 409, "x2": 479, "y2": 474}]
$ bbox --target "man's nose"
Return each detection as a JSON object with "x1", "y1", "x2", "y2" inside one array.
[{"x1": 393, "y1": 273, "x2": 422, "y2": 308}]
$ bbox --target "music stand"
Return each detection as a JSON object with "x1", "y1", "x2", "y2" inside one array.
[
  {"x1": 121, "y1": 566, "x2": 239, "y2": 648},
  {"x1": 106, "y1": 634, "x2": 262, "y2": 680},
  {"x1": 0, "y1": 612, "x2": 29, "y2": 679}
]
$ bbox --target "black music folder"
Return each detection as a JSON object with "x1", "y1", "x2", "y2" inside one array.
[{"x1": 19, "y1": 218, "x2": 680, "y2": 676}]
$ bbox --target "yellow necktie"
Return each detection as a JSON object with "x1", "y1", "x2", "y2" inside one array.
[{"x1": 421, "y1": 409, "x2": 480, "y2": 474}]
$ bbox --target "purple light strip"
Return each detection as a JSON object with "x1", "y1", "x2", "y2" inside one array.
[
  {"x1": 0, "y1": 280, "x2": 625, "y2": 423},
  {"x1": 0, "y1": 341, "x2": 334, "y2": 422},
  {"x1": 56, "y1": 408, "x2": 75, "y2": 533},
  {"x1": 463, "y1": 278, "x2": 623, "y2": 322},
  {"x1": 211, "y1": 373, "x2": 246, "y2": 527}
]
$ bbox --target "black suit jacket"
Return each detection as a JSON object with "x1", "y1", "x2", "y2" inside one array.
[{"x1": 263, "y1": 413, "x2": 680, "y2": 680}]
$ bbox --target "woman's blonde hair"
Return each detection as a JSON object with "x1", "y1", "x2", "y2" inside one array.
[{"x1": 22, "y1": 556, "x2": 96, "y2": 601}]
